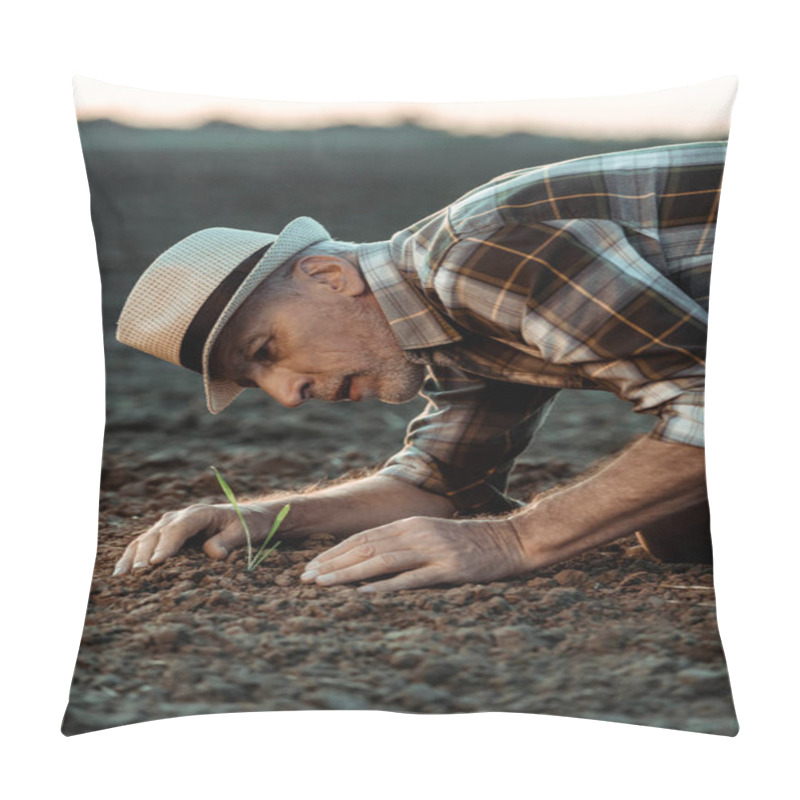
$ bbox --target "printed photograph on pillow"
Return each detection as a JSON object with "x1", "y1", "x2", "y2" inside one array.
[{"x1": 64, "y1": 76, "x2": 739, "y2": 735}]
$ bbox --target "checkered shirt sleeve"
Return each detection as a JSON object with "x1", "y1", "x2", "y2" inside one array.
[{"x1": 381, "y1": 367, "x2": 559, "y2": 512}]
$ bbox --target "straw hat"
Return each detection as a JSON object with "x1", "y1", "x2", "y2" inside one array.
[{"x1": 117, "y1": 216, "x2": 332, "y2": 414}]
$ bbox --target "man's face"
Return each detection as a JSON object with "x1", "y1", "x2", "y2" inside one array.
[{"x1": 210, "y1": 258, "x2": 425, "y2": 408}]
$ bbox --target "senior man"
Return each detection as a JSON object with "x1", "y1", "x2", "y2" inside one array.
[{"x1": 113, "y1": 140, "x2": 724, "y2": 591}]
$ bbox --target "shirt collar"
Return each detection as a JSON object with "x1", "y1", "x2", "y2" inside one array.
[{"x1": 357, "y1": 241, "x2": 462, "y2": 351}]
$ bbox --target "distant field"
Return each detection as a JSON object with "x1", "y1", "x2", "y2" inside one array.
[{"x1": 78, "y1": 120, "x2": 690, "y2": 307}]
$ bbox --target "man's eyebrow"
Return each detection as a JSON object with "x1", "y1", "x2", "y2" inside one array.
[
  {"x1": 245, "y1": 333, "x2": 279, "y2": 363},
  {"x1": 239, "y1": 334, "x2": 261, "y2": 355}
]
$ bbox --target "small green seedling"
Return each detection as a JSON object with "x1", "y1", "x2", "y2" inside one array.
[{"x1": 210, "y1": 466, "x2": 290, "y2": 572}]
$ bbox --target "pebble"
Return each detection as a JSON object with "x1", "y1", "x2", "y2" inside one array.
[
  {"x1": 553, "y1": 569, "x2": 588, "y2": 588},
  {"x1": 141, "y1": 450, "x2": 185, "y2": 467},
  {"x1": 387, "y1": 649, "x2": 425, "y2": 669},
  {"x1": 157, "y1": 612, "x2": 196, "y2": 626},
  {"x1": 273, "y1": 570, "x2": 295, "y2": 587},
  {"x1": 484, "y1": 596, "x2": 513, "y2": 614},
  {"x1": 542, "y1": 587, "x2": 584, "y2": 607},
  {"x1": 451, "y1": 628, "x2": 491, "y2": 647},
  {"x1": 93, "y1": 673, "x2": 124, "y2": 689},
  {"x1": 144, "y1": 624, "x2": 191, "y2": 649},
  {"x1": 174, "y1": 590, "x2": 205, "y2": 610},
  {"x1": 332, "y1": 601, "x2": 369, "y2": 620},
  {"x1": 583, "y1": 628, "x2": 628, "y2": 653},
  {"x1": 125, "y1": 603, "x2": 161, "y2": 621},
  {"x1": 492, "y1": 624, "x2": 552, "y2": 650},
  {"x1": 384, "y1": 627, "x2": 436, "y2": 644},
  {"x1": 412, "y1": 659, "x2": 460, "y2": 685},
  {"x1": 117, "y1": 481, "x2": 148, "y2": 497},
  {"x1": 260, "y1": 598, "x2": 291, "y2": 614},
  {"x1": 526, "y1": 576, "x2": 555, "y2": 589},
  {"x1": 676, "y1": 667, "x2": 729, "y2": 691},
  {"x1": 442, "y1": 587, "x2": 475, "y2": 606},
  {"x1": 396, "y1": 683, "x2": 452, "y2": 710},
  {"x1": 239, "y1": 616, "x2": 263, "y2": 634},
  {"x1": 622, "y1": 655, "x2": 674, "y2": 677},
  {"x1": 206, "y1": 589, "x2": 236, "y2": 607},
  {"x1": 281, "y1": 616, "x2": 325, "y2": 634}
]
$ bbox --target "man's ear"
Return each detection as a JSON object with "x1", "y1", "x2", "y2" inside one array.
[{"x1": 295, "y1": 255, "x2": 366, "y2": 297}]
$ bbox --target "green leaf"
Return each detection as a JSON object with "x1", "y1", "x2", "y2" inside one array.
[
  {"x1": 210, "y1": 469, "x2": 289, "y2": 572},
  {"x1": 251, "y1": 504, "x2": 290, "y2": 567},
  {"x1": 209, "y1": 466, "x2": 231, "y2": 502},
  {"x1": 211, "y1": 466, "x2": 254, "y2": 568},
  {"x1": 252, "y1": 541, "x2": 281, "y2": 568},
  {"x1": 253, "y1": 505, "x2": 289, "y2": 563},
  {"x1": 268, "y1": 504, "x2": 291, "y2": 538}
]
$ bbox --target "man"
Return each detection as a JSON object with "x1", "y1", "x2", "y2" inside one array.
[{"x1": 113, "y1": 141, "x2": 724, "y2": 592}]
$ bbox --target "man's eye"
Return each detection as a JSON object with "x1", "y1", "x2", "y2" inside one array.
[{"x1": 253, "y1": 345, "x2": 272, "y2": 362}]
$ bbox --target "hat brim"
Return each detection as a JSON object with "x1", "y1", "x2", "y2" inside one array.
[{"x1": 201, "y1": 216, "x2": 332, "y2": 413}]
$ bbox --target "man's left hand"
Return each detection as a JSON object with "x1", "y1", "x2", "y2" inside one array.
[{"x1": 300, "y1": 516, "x2": 530, "y2": 592}]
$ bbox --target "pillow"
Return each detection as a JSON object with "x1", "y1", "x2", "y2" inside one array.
[{"x1": 63, "y1": 76, "x2": 739, "y2": 736}]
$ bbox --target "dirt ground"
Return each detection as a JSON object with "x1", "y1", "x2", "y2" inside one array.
[{"x1": 62, "y1": 122, "x2": 737, "y2": 736}]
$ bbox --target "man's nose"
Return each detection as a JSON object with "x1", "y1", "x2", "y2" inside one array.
[{"x1": 253, "y1": 368, "x2": 309, "y2": 408}]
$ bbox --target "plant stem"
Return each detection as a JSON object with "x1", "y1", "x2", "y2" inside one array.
[{"x1": 210, "y1": 466, "x2": 289, "y2": 571}]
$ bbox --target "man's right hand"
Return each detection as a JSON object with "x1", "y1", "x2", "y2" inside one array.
[
  {"x1": 111, "y1": 474, "x2": 456, "y2": 577},
  {"x1": 112, "y1": 501, "x2": 284, "y2": 575}
]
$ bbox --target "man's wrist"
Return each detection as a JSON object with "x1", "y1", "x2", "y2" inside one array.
[{"x1": 507, "y1": 497, "x2": 576, "y2": 571}]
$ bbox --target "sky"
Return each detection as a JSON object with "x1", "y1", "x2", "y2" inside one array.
[{"x1": 74, "y1": 74, "x2": 737, "y2": 139}]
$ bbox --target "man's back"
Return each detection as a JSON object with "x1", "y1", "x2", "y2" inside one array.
[{"x1": 393, "y1": 141, "x2": 725, "y2": 314}]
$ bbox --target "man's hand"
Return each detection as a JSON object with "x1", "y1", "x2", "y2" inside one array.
[
  {"x1": 112, "y1": 501, "x2": 283, "y2": 575},
  {"x1": 300, "y1": 516, "x2": 530, "y2": 592},
  {"x1": 111, "y1": 475, "x2": 456, "y2": 577}
]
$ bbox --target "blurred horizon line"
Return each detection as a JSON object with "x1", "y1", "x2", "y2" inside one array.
[
  {"x1": 77, "y1": 116, "x2": 727, "y2": 144},
  {"x1": 73, "y1": 76, "x2": 737, "y2": 141}
]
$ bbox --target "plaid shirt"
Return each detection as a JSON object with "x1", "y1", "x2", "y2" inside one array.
[{"x1": 357, "y1": 141, "x2": 725, "y2": 513}]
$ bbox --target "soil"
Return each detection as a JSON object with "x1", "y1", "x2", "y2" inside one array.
[{"x1": 62, "y1": 123, "x2": 737, "y2": 737}]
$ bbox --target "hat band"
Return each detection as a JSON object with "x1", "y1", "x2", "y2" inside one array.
[{"x1": 179, "y1": 243, "x2": 272, "y2": 374}]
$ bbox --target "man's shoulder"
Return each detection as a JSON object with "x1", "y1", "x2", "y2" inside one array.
[
  {"x1": 394, "y1": 166, "x2": 548, "y2": 262},
  {"x1": 446, "y1": 141, "x2": 728, "y2": 236},
  {"x1": 391, "y1": 141, "x2": 728, "y2": 280}
]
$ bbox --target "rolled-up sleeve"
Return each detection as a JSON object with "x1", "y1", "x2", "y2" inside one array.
[{"x1": 378, "y1": 365, "x2": 559, "y2": 513}]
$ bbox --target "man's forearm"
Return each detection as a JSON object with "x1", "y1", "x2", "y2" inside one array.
[
  {"x1": 263, "y1": 474, "x2": 457, "y2": 540},
  {"x1": 293, "y1": 435, "x2": 708, "y2": 592},
  {"x1": 511, "y1": 436, "x2": 707, "y2": 569}
]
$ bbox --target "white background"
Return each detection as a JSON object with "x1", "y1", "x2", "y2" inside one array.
[{"x1": 4, "y1": 2, "x2": 796, "y2": 798}]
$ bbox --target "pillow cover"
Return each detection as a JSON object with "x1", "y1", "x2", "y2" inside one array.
[{"x1": 63, "y1": 76, "x2": 739, "y2": 736}]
